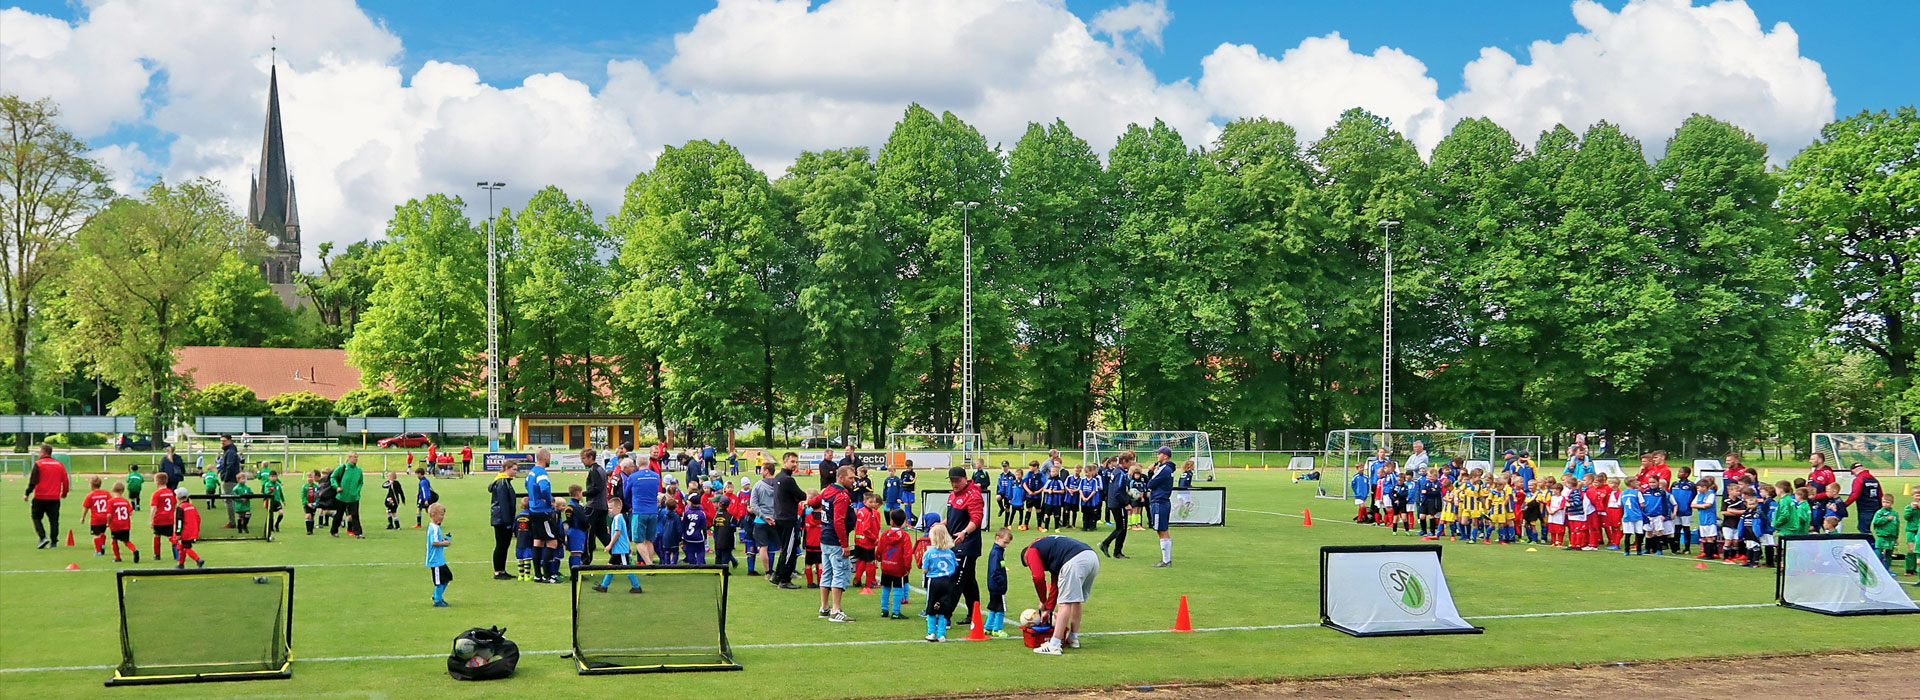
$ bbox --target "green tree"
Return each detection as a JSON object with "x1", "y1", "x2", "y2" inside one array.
[
  {"x1": 505, "y1": 186, "x2": 609, "y2": 413},
  {"x1": 185, "y1": 382, "x2": 267, "y2": 417},
  {"x1": 346, "y1": 195, "x2": 485, "y2": 416},
  {"x1": 1004, "y1": 119, "x2": 1112, "y2": 445},
  {"x1": 180, "y1": 254, "x2": 304, "y2": 347},
  {"x1": 784, "y1": 148, "x2": 891, "y2": 443},
  {"x1": 1647, "y1": 115, "x2": 1791, "y2": 450},
  {"x1": 1780, "y1": 107, "x2": 1920, "y2": 432},
  {"x1": 614, "y1": 140, "x2": 798, "y2": 445},
  {"x1": 872, "y1": 105, "x2": 1011, "y2": 434},
  {"x1": 335, "y1": 387, "x2": 397, "y2": 417},
  {"x1": 1109, "y1": 120, "x2": 1204, "y2": 431},
  {"x1": 53, "y1": 179, "x2": 257, "y2": 437},
  {"x1": 297, "y1": 240, "x2": 384, "y2": 348},
  {"x1": 1, "y1": 95, "x2": 113, "y2": 447},
  {"x1": 266, "y1": 390, "x2": 334, "y2": 435}
]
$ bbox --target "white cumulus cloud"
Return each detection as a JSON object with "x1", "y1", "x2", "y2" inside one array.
[
  {"x1": 1091, "y1": 0, "x2": 1172, "y2": 49},
  {"x1": 1198, "y1": 32, "x2": 1447, "y2": 147}
]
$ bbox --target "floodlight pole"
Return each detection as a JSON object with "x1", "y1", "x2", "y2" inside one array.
[
  {"x1": 478, "y1": 182, "x2": 506, "y2": 452},
  {"x1": 955, "y1": 201, "x2": 980, "y2": 439},
  {"x1": 1379, "y1": 219, "x2": 1400, "y2": 430}
]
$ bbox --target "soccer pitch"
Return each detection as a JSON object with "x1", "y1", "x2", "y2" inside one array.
[{"x1": 2, "y1": 470, "x2": 1914, "y2": 699}]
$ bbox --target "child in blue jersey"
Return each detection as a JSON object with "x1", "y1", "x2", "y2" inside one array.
[
  {"x1": 1388, "y1": 471, "x2": 1412, "y2": 535},
  {"x1": 1350, "y1": 468, "x2": 1373, "y2": 523},
  {"x1": 995, "y1": 465, "x2": 1017, "y2": 523},
  {"x1": 657, "y1": 502, "x2": 682, "y2": 565},
  {"x1": 565, "y1": 486, "x2": 590, "y2": 572},
  {"x1": 1670, "y1": 469, "x2": 1697, "y2": 554},
  {"x1": 1735, "y1": 487, "x2": 1765, "y2": 567},
  {"x1": 1619, "y1": 483, "x2": 1647, "y2": 556},
  {"x1": 1642, "y1": 480, "x2": 1672, "y2": 555},
  {"x1": 883, "y1": 471, "x2": 902, "y2": 513},
  {"x1": 985, "y1": 527, "x2": 1012, "y2": 637},
  {"x1": 682, "y1": 501, "x2": 709, "y2": 565},
  {"x1": 1692, "y1": 476, "x2": 1719, "y2": 559},
  {"x1": 1080, "y1": 469, "x2": 1102, "y2": 532},
  {"x1": 1042, "y1": 468, "x2": 1066, "y2": 533},
  {"x1": 920, "y1": 522, "x2": 959, "y2": 642},
  {"x1": 514, "y1": 499, "x2": 534, "y2": 581},
  {"x1": 1021, "y1": 463, "x2": 1044, "y2": 530},
  {"x1": 1754, "y1": 484, "x2": 1778, "y2": 567},
  {"x1": 415, "y1": 468, "x2": 436, "y2": 528},
  {"x1": 425, "y1": 503, "x2": 452, "y2": 606},
  {"x1": 594, "y1": 496, "x2": 643, "y2": 593}
]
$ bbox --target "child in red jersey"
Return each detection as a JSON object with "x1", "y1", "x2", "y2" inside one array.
[
  {"x1": 172, "y1": 487, "x2": 205, "y2": 569},
  {"x1": 852, "y1": 493, "x2": 882, "y2": 594},
  {"x1": 107, "y1": 482, "x2": 138, "y2": 562},
  {"x1": 82, "y1": 476, "x2": 111, "y2": 556},
  {"x1": 876, "y1": 508, "x2": 914, "y2": 618},
  {"x1": 1589, "y1": 477, "x2": 1619, "y2": 549},
  {"x1": 802, "y1": 494, "x2": 824, "y2": 589},
  {"x1": 150, "y1": 473, "x2": 178, "y2": 560}
]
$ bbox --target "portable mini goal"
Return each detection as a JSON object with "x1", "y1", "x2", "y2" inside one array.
[
  {"x1": 886, "y1": 432, "x2": 982, "y2": 471},
  {"x1": 184, "y1": 493, "x2": 274, "y2": 542},
  {"x1": 1776, "y1": 534, "x2": 1918, "y2": 616},
  {"x1": 108, "y1": 566, "x2": 293, "y2": 686},
  {"x1": 1083, "y1": 431, "x2": 1213, "y2": 481},
  {"x1": 1320, "y1": 429, "x2": 1493, "y2": 500},
  {"x1": 569, "y1": 564, "x2": 739, "y2": 674}
]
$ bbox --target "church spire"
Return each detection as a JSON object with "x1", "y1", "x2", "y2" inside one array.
[{"x1": 249, "y1": 50, "x2": 301, "y2": 286}]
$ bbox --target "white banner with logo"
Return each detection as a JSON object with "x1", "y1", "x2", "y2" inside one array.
[
  {"x1": 1170, "y1": 488, "x2": 1226, "y2": 526},
  {"x1": 1780, "y1": 535, "x2": 1919, "y2": 615},
  {"x1": 1321, "y1": 547, "x2": 1481, "y2": 636}
]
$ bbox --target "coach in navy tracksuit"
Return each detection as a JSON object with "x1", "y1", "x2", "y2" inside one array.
[{"x1": 1147, "y1": 447, "x2": 1176, "y2": 567}]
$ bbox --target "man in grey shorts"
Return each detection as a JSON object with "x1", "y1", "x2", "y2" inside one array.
[{"x1": 1021, "y1": 534, "x2": 1099, "y2": 655}]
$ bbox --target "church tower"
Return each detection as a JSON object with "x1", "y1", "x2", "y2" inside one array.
[{"x1": 248, "y1": 62, "x2": 302, "y2": 287}]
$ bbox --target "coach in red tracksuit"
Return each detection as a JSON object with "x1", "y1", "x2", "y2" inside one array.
[{"x1": 24, "y1": 444, "x2": 70, "y2": 549}]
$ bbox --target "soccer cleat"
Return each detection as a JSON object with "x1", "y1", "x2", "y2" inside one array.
[
  {"x1": 433, "y1": 601, "x2": 450, "y2": 607},
  {"x1": 94, "y1": 551, "x2": 104, "y2": 557},
  {"x1": 1151, "y1": 561, "x2": 1170, "y2": 568},
  {"x1": 1065, "y1": 635, "x2": 1080, "y2": 648},
  {"x1": 493, "y1": 573, "x2": 513, "y2": 580},
  {"x1": 36, "y1": 539, "x2": 50, "y2": 549},
  {"x1": 925, "y1": 634, "x2": 938, "y2": 642},
  {"x1": 819, "y1": 608, "x2": 829, "y2": 618},
  {"x1": 987, "y1": 628, "x2": 1009, "y2": 638},
  {"x1": 630, "y1": 587, "x2": 645, "y2": 594},
  {"x1": 592, "y1": 585, "x2": 609, "y2": 593},
  {"x1": 196, "y1": 559, "x2": 206, "y2": 568}
]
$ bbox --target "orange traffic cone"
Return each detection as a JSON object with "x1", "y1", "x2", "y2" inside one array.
[
  {"x1": 1301, "y1": 509, "x2": 1313, "y2": 527},
  {"x1": 1171, "y1": 595, "x2": 1193, "y2": 632},
  {"x1": 66, "y1": 530, "x2": 75, "y2": 547},
  {"x1": 967, "y1": 602, "x2": 988, "y2": 641},
  {"x1": 1694, "y1": 562, "x2": 1709, "y2": 570},
  {"x1": 65, "y1": 563, "x2": 80, "y2": 570}
]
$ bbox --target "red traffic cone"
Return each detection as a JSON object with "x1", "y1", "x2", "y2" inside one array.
[
  {"x1": 65, "y1": 563, "x2": 80, "y2": 570},
  {"x1": 1171, "y1": 595, "x2": 1193, "y2": 633},
  {"x1": 66, "y1": 530, "x2": 75, "y2": 547},
  {"x1": 1301, "y1": 509, "x2": 1313, "y2": 527},
  {"x1": 967, "y1": 601, "x2": 988, "y2": 641}
]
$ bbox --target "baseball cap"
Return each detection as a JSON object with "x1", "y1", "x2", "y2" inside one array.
[
  {"x1": 948, "y1": 467, "x2": 968, "y2": 480},
  {"x1": 1502, "y1": 449, "x2": 1516, "y2": 456},
  {"x1": 1156, "y1": 446, "x2": 1173, "y2": 456}
]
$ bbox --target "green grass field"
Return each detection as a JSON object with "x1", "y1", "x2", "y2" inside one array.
[{"x1": 2, "y1": 470, "x2": 1915, "y2": 699}]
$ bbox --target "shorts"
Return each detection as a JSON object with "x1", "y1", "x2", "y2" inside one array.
[
  {"x1": 1419, "y1": 499, "x2": 1441, "y2": 516},
  {"x1": 881, "y1": 574, "x2": 907, "y2": 588},
  {"x1": 805, "y1": 549, "x2": 822, "y2": 566},
  {"x1": 152, "y1": 524, "x2": 174, "y2": 537},
  {"x1": 821, "y1": 544, "x2": 852, "y2": 589},
  {"x1": 988, "y1": 591, "x2": 1006, "y2": 613},
  {"x1": 516, "y1": 529, "x2": 532, "y2": 551},
  {"x1": 1622, "y1": 520, "x2": 1644, "y2": 535},
  {"x1": 1647, "y1": 516, "x2": 1668, "y2": 534},
  {"x1": 518, "y1": 546, "x2": 533, "y2": 560},
  {"x1": 629, "y1": 513, "x2": 659, "y2": 543},
  {"x1": 1675, "y1": 514, "x2": 1693, "y2": 527},
  {"x1": 111, "y1": 529, "x2": 132, "y2": 543},
  {"x1": 527, "y1": 512, "x2": 560, "y2": 540},
  {"x1": 1055, "y1": 550, "x2": 1100, "y2": 604},
  {"x1": 430, "y1": 564, "x2": 454, "y2": 585},
  {"x1": 269, "y1": 501, "x2": 283, "y2": 513},
  {"x1": 178, "y1": 539, "x2": 197, "y2": 549},
  {"x1": 852, "y1": 546, "x2": 876, "y2": 563},
  {"x1": 900, "y1": 492, "x2": 915, "y2": 504},
  {"x1": 1697, "y1": 520, "x2": 1715, "y2": 536},
  {"x1": 567, "y1": 528, "x2": 588, "y2": 553},
  {"x1": 1720, "y1": 526, "x2": 1739, "y2": 540},
  {"x1": 1147, "y1": 501, "x2": 1170, "y2": 531},
  {"x1": 1761, "y1": 533, "x2": 1776, "y2": 546},
  {"x1": 752, "y1": 521, "x2": 776, "y2": 548},
  {"x1": 90, "y1": 523, "x2": 108, "y2": 536},
  {"x1": 608, "y1": 552, "x2": 631, "y2": 566}
]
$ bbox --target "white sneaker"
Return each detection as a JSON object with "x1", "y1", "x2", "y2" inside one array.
[
  {"x1": 1033, "y1": 640, "x2": 1062, "y2": 655},
  {"x1": 1065, "y1": 635, "x2": 1080, "y2": 649}
]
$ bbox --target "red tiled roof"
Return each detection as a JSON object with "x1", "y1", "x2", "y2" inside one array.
[{"x1": 173, "y1": 346, "x2": 362, "y2": 401}]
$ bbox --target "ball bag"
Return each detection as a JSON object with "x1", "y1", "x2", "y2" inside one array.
[{"x1": 447, "y1": 626, "x2": 519, "y2": 681}]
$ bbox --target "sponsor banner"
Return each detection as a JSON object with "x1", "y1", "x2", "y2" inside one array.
[
  {"x1": 1322, "y1": 547, "x2": 1480, "y2": 636},
  {"x1": 483, "y1": 452, "x2": 535, "y2": 472}
]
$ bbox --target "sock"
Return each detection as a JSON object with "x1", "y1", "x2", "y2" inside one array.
[
  {"x1": 94, "y1": 534, "x2": 105, "y2": 553},
  {"x1": 936, "y1": 615, "x2": 949, "y2": 638},
  {"x1": 417, "y1": 513, "x2": 423, "y2": 527},
  {"x1": 570, "y1": 553, "x2": 582, "y2": 570},
  {"x1": 1907, "y1": 553, "x2": 1917, "y2": 575},
  {"x1": 153, "y1": 536, "x2": 161, "y2": 558},
  {"x1": 926, "y1": 615, "x2": 936, "y2": 637},
  {"x1": 519, "y1": 559, "x2": 530, "y2": 579},
  {"x1": 185, "y1": 548, "x2": 201, "y2": 563},
  {"x1": 306, "y1": 519, "x2": 314, "y2": 534},
  {"x1": 110, "y1": 540, "x2": 121, "y2": 560},
  {"x1": 433, "y1": 583, "x2": 447, "y2": 603},
  {"x1": 1160, "y1": 538, "x2": 1172, "y2": 564}
]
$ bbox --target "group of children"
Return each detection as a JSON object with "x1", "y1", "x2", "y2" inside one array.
[
  {"x1": 78, "y1": 471, "x2": 206, "y2": 569},
  {"x1": 1349, "y1": 449, "x2": 1920, "y2": 576},
  {"x1": 993, "y1": 457, "x2": 1194, "y2": 533},
  {"x1": 381, "y1": 468, "x2": 440, "y2": 530}
]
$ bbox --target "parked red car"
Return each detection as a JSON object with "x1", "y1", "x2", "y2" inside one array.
[{"x1": 376, "y1": 432, "x2": 434, "y2": 448}]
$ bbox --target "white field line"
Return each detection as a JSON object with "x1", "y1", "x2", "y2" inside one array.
[{"x1": 0, "y1": 602, "x2": 1830, "y2": 674}]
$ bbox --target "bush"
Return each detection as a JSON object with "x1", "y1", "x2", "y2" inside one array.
[
  {"x1": 46, "y1": 432, "x2": 109, "y2": 447},
  {"x1": 336, "y1": 387, "x2": 397, "y2": 417},
  {"x1": 186, "y1": 382, "x2": 266, "y2": 417}
]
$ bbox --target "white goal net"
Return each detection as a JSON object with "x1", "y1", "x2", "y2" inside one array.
[
  {"x1": 1083, "y1": 431, "x2": 1213, "y2": 481},
  {"x1": 1321, "y1": 429, "x2": 1494, "y2": 500},
  {"x1": 1811, "y1": 432, "x2": 1917, "y2": 478}
]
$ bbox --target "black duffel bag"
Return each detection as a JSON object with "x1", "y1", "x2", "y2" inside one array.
[{"x1": 447, "y1": 626, "x2": 519, "y2": 681}]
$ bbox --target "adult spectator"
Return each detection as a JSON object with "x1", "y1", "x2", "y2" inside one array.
[
  {"x1": 1022, "y1": 534, "x2": 1099, "y2": 655},
  {"x1": 810, "y1": 465, "x2": 857, "y2": 622},
  {"x1": 1405, "y1": 441, "x2": 1430, "y2": 475},
  {"x1": 581, "y1": 448, "x2": 609, "y2": 565},
  {"x1": 157, "y1": 445, "x2": 186, "y2": 492},
  {"x1": 426, "y1": 442, "x2": 438, "y2": 475},
  {"x1": 489, "y1": 460, "x2": 521, "y2": 579},
  {"x1": 750, "y1": 461, "x2": 779, "y2": 578},
  {"x1": 622, "y1": 453, "x2": 662, "y2": 566},
  {"x1": 217, "y1": 434, "x2": 243, "y2": 527},
  {"x1": 1806, "y1": 453, "x2": 1836, "y2": 494},
  {"x1": 818, "y1": 448, "x2": 839, "y2": 489},
  {"x1": 1513, "y1": 450, "x2": 1538, "y2": 484},
  {"x1": 945, "y1": 465, "x2": 987, "y2": 623},
  {"x1": 1146, "y1": 446, "x2": 1176, "y2": 567},
  {"x1": 525, "y1": 448, "x2": 561, "y2": 583},
  {"x1": 1102, "y1": 457, "x2": 1128, "y2": 526},
  {"x1": 460, "y1": 444, "x2": 474, "y2": 476},
  {"x1": 329, "y1": 452, "x2": 365, "y2": 538},
  {"x1": 771, "y1": 452, "x2": 808, "y2": 589},
  {"x1": 24, "y1": 444, "x2": 70, "y2": 548},
  {"x1": 1843, "y1": 463, "x2": 1884, "y2": 535}
]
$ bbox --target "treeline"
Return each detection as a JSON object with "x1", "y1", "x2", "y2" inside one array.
[{"x1": 5, "y1": 94, "x2": 1915, "y2": 452}]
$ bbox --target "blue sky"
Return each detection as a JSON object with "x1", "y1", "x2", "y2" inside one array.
[{"x1": 3, "y1": 0, "x2": 1909, "y2": 260}]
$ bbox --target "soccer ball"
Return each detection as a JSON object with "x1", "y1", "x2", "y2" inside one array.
[
  {"x1": 252, "y1": 576, "x2": 269, "y2": 584},
  {"x1": 465, "y1": 654, "x2": 489, "y2": 668},
  {"x1": 1018, "y1": 609, "x2": 1040, "y2": 627},
  {"x1": 452, "y1": 638, "x2": 477, "y2": 659}
]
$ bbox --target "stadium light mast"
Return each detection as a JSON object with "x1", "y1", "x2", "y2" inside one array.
[
  {"x1": 955, "y1": 201, "x2": 980, "y2": 439},
  {"x1": 1379, "y1": 219, "x2": 1400, "y2": 430},
  {"x1": 478, "y1": 181, "x2": 506, "y2": 452}
]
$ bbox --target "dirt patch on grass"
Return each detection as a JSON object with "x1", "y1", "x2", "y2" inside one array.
[{"x1": 984, "y1": 649, "x2": 1918, "y2": 700}]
